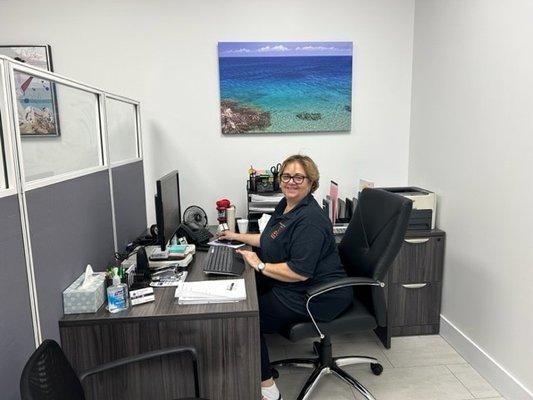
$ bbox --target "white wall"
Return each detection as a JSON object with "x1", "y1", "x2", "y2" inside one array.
[
  {"x1": 0, "y1": 0, "x2": 415, "y2": 223},
  {"x1": 409, "y1": 0, "x2": 533, "y2": 397}
]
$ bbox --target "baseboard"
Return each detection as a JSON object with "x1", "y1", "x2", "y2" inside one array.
[{"x1": 440, "y1": 315, "x2": 533, "y2": 400}]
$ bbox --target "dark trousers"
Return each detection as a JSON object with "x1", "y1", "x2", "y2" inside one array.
[{"x1": 257, "y1": 275, "x2": 307, "y2": 381}]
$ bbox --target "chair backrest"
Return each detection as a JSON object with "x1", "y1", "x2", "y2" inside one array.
[
  {"x1": 338, "y1": 188, "x2": 412, "y2": 325},
  {"x1": 20, "y1": 339, "x2": 85, "y2": 400}
]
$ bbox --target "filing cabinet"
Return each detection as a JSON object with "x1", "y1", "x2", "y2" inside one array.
[{"x1": 376, "y1": 229, "x2": 445, "y2": 348}]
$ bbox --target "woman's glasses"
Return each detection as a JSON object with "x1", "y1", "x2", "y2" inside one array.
[{"x1": 280, "y1": 174, "x2": 307, "y2": 185}]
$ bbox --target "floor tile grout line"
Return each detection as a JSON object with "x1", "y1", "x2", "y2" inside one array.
[
  {"x1": 445, "y1": 364, "x2": 478, "y2": 399},
  {"x1": 445, "y1": 364, "x2": 503, "y2": 399},
  {"x1": 380, "y1": 346, "x2": 397, "y2": 368}
]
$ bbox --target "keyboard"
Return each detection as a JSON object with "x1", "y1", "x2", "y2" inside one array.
[
  {"x1": 203, "y1": 246, "x2": 245, "y2": 277},
  {"x1": 332, "y1": 224, "x2": 348, "y2": 235}
]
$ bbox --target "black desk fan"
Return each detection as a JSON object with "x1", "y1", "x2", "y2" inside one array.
[
  {"x1": 183, "y1": 206, "x2": 209, "y2": 228},
  {"x1": 180, "y1": 206, "x2": 212, "y2": 250}
]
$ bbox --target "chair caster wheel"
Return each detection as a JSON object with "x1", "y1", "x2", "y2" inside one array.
[
  {"x1": 271, "y1": 368, "x2": 279, "y2": 379},
  {"x1": 371, "y1": 363, "x2": 383, "y2": 375}
]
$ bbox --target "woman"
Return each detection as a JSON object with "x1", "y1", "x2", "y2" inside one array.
[{"x1": 219, "y1": 155, "x2": 352, "y2": 400}]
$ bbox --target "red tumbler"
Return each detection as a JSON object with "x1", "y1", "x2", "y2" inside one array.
[{"x1": 216, "y1": 198, "x2": 231, "y2": 224}]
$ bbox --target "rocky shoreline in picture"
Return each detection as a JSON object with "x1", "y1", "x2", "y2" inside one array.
[
  {"x1": 220, "y1": 100, "x2": 271, "y2": 134},
  {"x1": 221, "y1": 100, "x2": 352, "y2": 134}
]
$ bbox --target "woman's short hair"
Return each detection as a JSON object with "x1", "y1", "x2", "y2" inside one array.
[{"x1": 280, "y1": 154, "x2": 320, "y2": 193}]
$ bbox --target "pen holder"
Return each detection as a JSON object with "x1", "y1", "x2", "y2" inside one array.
[
  {"x1": 255, "y1": 175, "x2": 274, "y2": 192},
  {"x1": 273, "y1": 173, "x2": 280, "y2": 191},
  {"x1": 249, "y1": 176, "x2": 257, "y2": 192}
]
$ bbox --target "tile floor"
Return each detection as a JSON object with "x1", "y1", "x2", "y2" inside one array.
[{"x1": 265, "y1": 333, "x2": 504, "y2": 400}]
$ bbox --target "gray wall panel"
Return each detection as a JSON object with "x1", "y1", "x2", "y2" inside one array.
[
  {"x1": 0, "y1": 195, "x2": 35, "y2": 400},
  {"x1": 26, "y1": 170, "x2": 115, "y2": 342},
  {"x1": 112, "y1": 160, "x2": 147, "y2": 251}
]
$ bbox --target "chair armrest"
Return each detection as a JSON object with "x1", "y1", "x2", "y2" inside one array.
[
  {"x1": 306, "y1": 277, "x2": 384, "y2": 298},
  {"x1": 304, "y1": 277, "x2": 385, "y2": 339},
  {"x1": 79, "y1": 346, "x2": 200, "y2": 396}
]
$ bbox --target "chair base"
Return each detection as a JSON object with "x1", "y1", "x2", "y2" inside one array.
[{"x1": 271, "y1": 336, "x2": 382, "y2": 400}]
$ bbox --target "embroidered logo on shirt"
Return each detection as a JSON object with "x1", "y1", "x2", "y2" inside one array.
[{"x1": 270, "y1": 222, "x2": 286, "y2": 239}]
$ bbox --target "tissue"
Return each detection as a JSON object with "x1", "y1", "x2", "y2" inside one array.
[{"x1": 80, "y1": 264, "x2": 95, "y2": 289}]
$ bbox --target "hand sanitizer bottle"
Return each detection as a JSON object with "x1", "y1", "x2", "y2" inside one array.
[{"x1": 107, "y1": 275, "x2": 129, "y2": 313}]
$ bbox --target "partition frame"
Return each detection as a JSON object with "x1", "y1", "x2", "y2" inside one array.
[
  {"x1": 0, "y1": 60, "x2": 17, "y2": 197},
  {"x1": 99, "y1": 93, "x2": 118, "y2": 252},
  {"x1": 0, "y1": 54, "x2": 145, "y2": 346},
  {"x1": 1, "y1": 57, "x2": 43, "y2": 346},
  {"x1": 102, "y1": 93, "x2": 143, "y2": 252},
  {"x1": 105, "y1": 92, "x2": 143, "y2": 168},
  {"x1": 3, "y1": 56, "x2": 144, "y2": 195},
  {"x1": 7, "y1": 62, "x2": 108, "y2": 192}
]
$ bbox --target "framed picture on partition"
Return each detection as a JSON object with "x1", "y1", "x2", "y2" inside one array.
[{"x1": 0, "y1": 45, "x2": 60, "y2": 137}]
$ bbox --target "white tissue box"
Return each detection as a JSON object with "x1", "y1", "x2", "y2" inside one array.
[{"x1": 63, "y1": 272, "x2": 106, "y2": 314}]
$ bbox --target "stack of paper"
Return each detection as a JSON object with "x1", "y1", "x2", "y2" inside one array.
[
  {"x1": 174, "y1": 279, "x2": 246, "y2": 305},
  {"x1": 249, "y1": 193, "x2": 283, "y2": 212},
  {"x1": 207, "y1": 239, "x2": 245, "y2": 249},
  {"x1": 250, "y1": 193, "x2": 284, "y2": 203}
]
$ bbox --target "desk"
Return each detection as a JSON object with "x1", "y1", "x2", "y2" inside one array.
[
  {"x1": 335, "y1": 228, "x2": 446, "y2": 348},
  {"x1": 59, "y1": 250, "x2": 261, "y2": 400}
]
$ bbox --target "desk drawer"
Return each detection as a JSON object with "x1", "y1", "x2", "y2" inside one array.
[
  {"x1": 389, "y1": 235, "x2": 444, "y2": 284},
  {"x1": 388, "y1": 282, "x2": 442, "y2": 327}
]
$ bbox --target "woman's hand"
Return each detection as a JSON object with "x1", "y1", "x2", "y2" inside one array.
[
  {"x1": 236, "y1": 249, "x2": 261, "y2": 270},
  {"x1": 217, "y1": 230, "x2": 240, "y2": 242}
]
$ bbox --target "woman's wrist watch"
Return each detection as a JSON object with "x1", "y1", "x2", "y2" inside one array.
[{"x1": 256, "y1": 262, "x2": 266, "y2": 273}]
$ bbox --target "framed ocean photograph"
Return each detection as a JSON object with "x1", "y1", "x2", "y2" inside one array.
[
  {"x1": 0, "y1": 45, "x2": 60, "y2": 137},
  {"x1": 218, "y1": 41, "x2": 353, "y2": 134}
]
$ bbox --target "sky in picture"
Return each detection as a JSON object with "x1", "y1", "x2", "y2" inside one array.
[{"x1": 218, "y1": 42, "x2": 352, "y2": 58}]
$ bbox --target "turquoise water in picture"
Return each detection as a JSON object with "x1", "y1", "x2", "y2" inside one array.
[{"x1": 219, "y1": 55, "x2": 352, "y2": 133}]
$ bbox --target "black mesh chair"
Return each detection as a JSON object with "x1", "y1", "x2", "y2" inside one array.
[
  {"x1": 271, "y1": 188, "x2": 412, "y2": 400},
  {"x1": 20, "y1": 339, "x2": 208, "y2": 400}
]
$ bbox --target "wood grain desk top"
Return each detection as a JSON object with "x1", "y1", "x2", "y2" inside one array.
[{"x1": 59, "y1": 249, "x2": 259, "y2": 326}]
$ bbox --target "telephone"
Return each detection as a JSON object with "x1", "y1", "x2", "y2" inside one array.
[{"x1": 176, "y1": 222, "x2": 213, "y2": 248}]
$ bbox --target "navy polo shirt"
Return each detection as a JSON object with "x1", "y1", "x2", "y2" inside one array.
[{"x1": 259, "y1": 193, "x2": 352, "y2": 321}]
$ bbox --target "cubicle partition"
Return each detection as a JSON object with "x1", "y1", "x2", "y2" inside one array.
[
  {"x1": 0, "y1": 55, "x2": 147, "y2": 399},
  {"x1": 26, "y1": 171, "x2": 116, "y2": 340},
  {"x1": 112, "y1": 160, "x2": 147, "y2": 251},
  {"x1": 0, "y1": 195, "x2": 36, "y2": 400}
]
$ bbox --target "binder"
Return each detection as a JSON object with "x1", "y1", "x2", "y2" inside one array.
[
  {"x1": 345, "y1": 198, "x2": 354, "y2": 221},
  {"x1": 338, "y1": 199, "x2": 346, "y2": 219},
  {"x1": 322, "y1": 198, "x2": 331, "y2": 219}
]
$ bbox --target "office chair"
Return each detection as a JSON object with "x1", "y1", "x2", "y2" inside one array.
[
  {"x1": 20, "y1": 339, "x2": 209, "y2": 400},
  {"x1": 271, "y1": 188, "x2": 412, "y2": 400}
]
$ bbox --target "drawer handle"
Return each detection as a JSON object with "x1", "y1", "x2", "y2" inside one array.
[
  {"x1": 401, "y1": 283, "x2": 428, "y2": 289},
  {"x1": 404, "y1": 238, "x2": 430, "y2": 244}
]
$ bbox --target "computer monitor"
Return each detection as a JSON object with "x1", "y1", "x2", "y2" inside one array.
[{"x1": 154, "y1": 170, "x2": 181, "y2": 251}]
